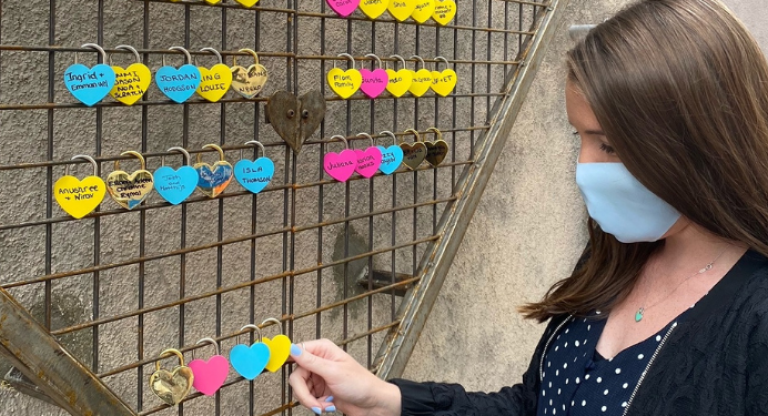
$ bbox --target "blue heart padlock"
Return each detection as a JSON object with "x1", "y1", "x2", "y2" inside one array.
[
  {"x1": 155, "y1": 64, "x2": 201, "y2": 104},
  {"x1": 377, "y1": 145, "x2": 404, "y2": 175},
  {"x1": 154, "y1": 166, "x2": 199, "y2": 205},
  {"x1": 235, "y1": 157, "x2": 274, "y2": 194},
  {"x1": 64, "y1": 63, "x2": 116, "y2": 107},
  {"x1": 230, "y1": 342, "x2": 271, "y2": 381}
]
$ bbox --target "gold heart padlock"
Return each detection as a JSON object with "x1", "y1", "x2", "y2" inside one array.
[
  {"x1": 194, "y1": 144, "x2": 234, "y2": 198},
  {"x1": 425, "y1": 127, "x2": 450, "y2": 166},
  {"x1": 107, "y1": 151, "x2": 154, "y2": 210},
  {"x1": 231, "y1": 49, "x2": 269, "y2": 99},
  {"x1": 401, "y1": 128, "x2": 428, "y2": 170},
  {"x1": 150, "y1": 348, "x2": 194, "y2": 406},
  {"x1": 109, "y1": 45, "x2": 151, "y2": 106},
  {"x1": 196, "y1": 48, "x2": 233, "y2": 103}
]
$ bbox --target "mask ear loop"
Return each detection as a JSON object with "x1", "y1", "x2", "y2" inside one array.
[{"x1": 68, "y1": 154, "x2": 99, "y2": 177}]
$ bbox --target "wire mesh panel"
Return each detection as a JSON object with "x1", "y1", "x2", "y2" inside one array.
[{"x1": 0, "y1": 0, "x2": 561, "y2": 415}]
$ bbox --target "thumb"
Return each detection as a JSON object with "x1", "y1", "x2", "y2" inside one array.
[{"x1": 290, "y1": 343, "x2": 332, "y2": 377}]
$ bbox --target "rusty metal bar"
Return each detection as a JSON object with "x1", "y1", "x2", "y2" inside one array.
[
  {"x1": 374, "y1": 0, "x2": 570, "y2": 379},
  {"x1": 0, "y1": 287, "x2": 136, "y2": 415}
]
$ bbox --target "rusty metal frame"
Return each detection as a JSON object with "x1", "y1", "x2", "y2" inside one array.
[{"x1": 375, "y1": 0, "x2": 570, "y2": 379}]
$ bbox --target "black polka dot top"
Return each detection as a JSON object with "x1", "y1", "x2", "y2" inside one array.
[{"x1": 536, "y1": 308, "x2": 692, "y2": 416}]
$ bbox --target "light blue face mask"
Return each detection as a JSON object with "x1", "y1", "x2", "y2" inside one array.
[{"x1": 575, "y1": 163, "x2": 681, "y2": 243}]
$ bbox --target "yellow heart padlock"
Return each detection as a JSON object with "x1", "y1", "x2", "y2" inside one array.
[
  {"x1": 53, "y1": 155, "x2": 106, "y2": 220},
  {"x1": 360, "y1": 0, "x2": 390, "y2": 19},
  {"x1": 149, "y1": 349, "x2": 194, "y2": 406},
  {"x1": 408, "y1": 56, "x2": 433, "y2": 97},
  {"x1": 204, "y1": 0, "x2": 221, "y2": 4},
  {"x1": 261, "y1": 318, "x2": 293, "y2": 373},
  {"x1": 431, "y1": 56, "x2": 457, "y2": 97},
  {"x1": 411, "y1": 0, "x2": 435, "y2": 23},
  {"x1": 196, "y1": 48, "x2": 233, "y2": 103},
  {"x1": 231, "y1": 49, "x2": 269, "y2": 99},
  {"x1": 388, "y1": 0, "x2": 417, "y2": 21},
  {"x1": 107, "y1": 151, "x2": 154, "y2": 210},
  {"x1": 432, "y1": 0, "x2": 456, "y2": 25},
  {"x1": 385, "y1": 54, "x2": 413, "y2": 98},
  {"x1": 234, "y1": 0, "x2": 259, "y2": 6},
  {"x1": 327, "y1": 53, "x2": 362, "y2": 99},
  {"x1": 109, "y1": 45, "x2": 151, "y2": 106}
]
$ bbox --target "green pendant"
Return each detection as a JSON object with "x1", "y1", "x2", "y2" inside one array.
[{"x1": 635, "y1": 308, "x2": 644, "y2": 322}]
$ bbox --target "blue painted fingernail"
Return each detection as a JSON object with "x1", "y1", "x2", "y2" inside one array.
[
  {"x1": 325, "y1": 396, "x2": 334, "y2": 402},
  {"x1": 311, "y1": 406, "x2": 322, "y2": 415},
  {"x1": 290, "y1": 344, "x2": 302, "y2": 356},
  {"x1": 325, "y1": 406, "x2": 336, "y2": 413}
]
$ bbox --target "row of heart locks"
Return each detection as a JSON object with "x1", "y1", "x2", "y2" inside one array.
[
  {"x1": 53, "y1": 128, "x2": 449, "y2": 220},
  {"x1": 166, "y1": 0, "x2": 457, "y2": 26},
  {"x1": 64, "y1": 44, "x2": 456, "y2": 106},
  {"x1": 150, "y1": 318, "x2": 293, "y2": 406}
]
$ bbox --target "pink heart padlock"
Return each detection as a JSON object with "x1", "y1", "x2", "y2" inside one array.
[
  {"x1": 327, "y1": 0, "x2": 361, "y2": 17},
  {"x1": 354, "y1": 147, "x2": 383, "y2": 178},
  {"x1": 324, "y1": 149, "x2": 358, "y2": 182},
  {"x1": 188, "y1": 338, "x2": 230, "y2": 396},
  {"x1": 359, "y1": 68, "x2": 389, "y2": 99}
]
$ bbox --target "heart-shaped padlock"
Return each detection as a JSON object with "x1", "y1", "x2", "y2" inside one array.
[
  {"x1": 156, "y1": 47, "x2": 201, "y2": 104},
  {"x1": 327, "y1": 0, "x2": 361, "y2": 17},
  {"x1": 154, "y1": 147, "x2": 199, "y2": 205},
  {"x1": 108, "y1": 45, "x2": 150, "y2": 106},
  {"x1": 107, "y1": 151, "x2": 154, "y2": 210},
  {"x1": 231, "y1": 49, "x2": 269, "y2": 99},
  {"x1": 377, "y1": 131, "x2": 405, "y2": 175},
  {"x1": 388, "y1": 0, "x2": 417, "y2": 21},
  {"x1": 408, "y1": 56, "x2": 433, "y2": 97},
  {"x1": 53, "y1": 155, "x2": 106, "y2": 219},
  {"x1": 64, "y1": 44, "x2": 116, "y2": 107},
  {"x1": 196, "y1": 48, "x2": 233, "y2": 102},
  {"x1": 401, "y1": 129, "x2": 428, "y2": 170},
  {"x1": 234, "y1": 141, "x2": 275, "y2": 194},
  {"x1": 386, "y1": 55, "x2": 414, "y2": 98},
  {"x1": 328, "y1": 54, "x2": 362, "y2": 99},
  {"x1": 360, "y1": 54, "x2": 389, "y2": 99},
  {"x1": 359, "y1": 0, "x2": 390, "y2": 19},
  {"x1": 431, "y1": 56, "x2": 457, "y2": 97},
  {"x1": 188, "y1": 338, "x2": 229, "y2": 396},
  {"x1": 194, "y1": 144, "x2": 234, "y2": 198},
  {"x1": 424, "y1": 127, "x2": 450, "y2": 166},
  {"x1": 411, "y1": 0, "x2": 435, "y2": 23},
  {"x1": 354, "y1": 133, "x2": 384, "y2": 178},
  {"x1": 265, "y1": 90, "x2": 326, "y2": 154},
  {"x1": 234, "y1": 0, "x2": 259, "y2": 6},
  {"x1": 433, "y1": 0, "x2": 456, "y2": 25},
  {"x1": 261, "y1": 318, "x2": 293, "y2": 373},
  {"x1": 230, "y1": 324, "x2": 271, "y2": 380},
  {"x1": 324, "y1": 135, "x2": 358, "y2": 182},
  {"x1": 149, "y1": 349, "x2": 194, "y2": 406}
]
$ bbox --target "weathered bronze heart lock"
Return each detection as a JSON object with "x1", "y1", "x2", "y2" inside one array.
[
  {"x1": 230, "y1": 48, "x2": 268, "y2": 99},
  {"x1": 107, "y1": 151, "x2": 154, "y2": 210},
  {"x1": 400, "y1": 129, "x2": 428, "y2": 170},
  {"x1": 265, "y1": 90, "x2": 326, "y2": 154},
  {"x1": 424, "y1": 127, "x2": 449, "y2": 167},
  {"x1": 149, "y1": 348, "x2": 194, "y2": 406}
]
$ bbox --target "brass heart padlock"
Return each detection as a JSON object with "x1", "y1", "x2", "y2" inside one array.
[
  {"x1": 149, "y1": 348, "x2": 194, "y2": 406},
  {"x1": 107, "y1": 151, "x2": 154, "y2": 210},
  {"x1": 400, "y1": 129, "x2": 428, "y2": 170},
  {"x1": 231, "y1": 49, "x2": 268, "y2": 99},
  {"x1": 424, "y1": 127, "x2": 450, "y2": 167},
  {"x1": 265, "y1": 90, "x2": 326, "y2": 154}
]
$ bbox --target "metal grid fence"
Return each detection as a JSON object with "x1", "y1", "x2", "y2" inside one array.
[{"x1": 0, "y1": 0, "x2": 563, "y2": 414}]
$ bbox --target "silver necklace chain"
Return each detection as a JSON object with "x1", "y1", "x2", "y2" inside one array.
[{"x1": 635, "y1": 247, "x2": 727, "y2": 323}]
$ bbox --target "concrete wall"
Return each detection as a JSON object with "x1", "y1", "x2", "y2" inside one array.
[
  {"x1": 401, "y1": 0, "x2": 768, "y2": 393},
  {"x1": 1, "y1": 0, "x2": 766, "y2": 415}
]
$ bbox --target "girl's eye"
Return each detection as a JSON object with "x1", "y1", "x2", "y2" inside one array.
[{"x1": 599, "y1": 143, "x2": 616, "y2": 154}]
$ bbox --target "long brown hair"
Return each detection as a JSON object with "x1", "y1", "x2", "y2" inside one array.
[{"x1": 521, "y1": 0, "x2": 768, "y2": 322}]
